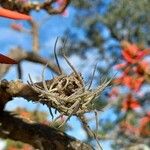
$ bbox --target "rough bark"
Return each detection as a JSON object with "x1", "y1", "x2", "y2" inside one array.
[{"x1": 0, "y1": 111, "x2": 93, "y2": 150}]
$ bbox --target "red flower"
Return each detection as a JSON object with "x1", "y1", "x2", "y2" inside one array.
[
  {"x1": 114, "y1": 62, "x2": 127, "y2": 70},
  {"x1": 125, "y1": 76, "x2": 144, "y2": 92},
  {"x1": 0, "y1": 53, "x2": 17, "y2": 64},
  {"x1": 139, "y1": 113, "x2": 150, "y2": 136},
  {"x1": 115, "y1": 74, "x2": 144, "y2": 92},
  {"x1": 136, "y1": 61, "x2": 150, "y2": 75},
  {"x1": 121, "y1": 41, "x2": 149, "y2": 64},
  {"x1": 120, "y1": 121, "x2": 138, "y2": 135},
  {"x1": 0, "y1": 7, "x2": 31, "y2": 20},
  {"x1": 122, "y1": 94, "x2": 141, "y2": 111}
]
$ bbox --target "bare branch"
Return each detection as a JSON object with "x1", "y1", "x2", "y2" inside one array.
[
  {"x1": 0, "y1": 47, "x2": 62, "y2": 79},
  {"x1": 29, "y1": 20, "x2": 40, "y2": 53}
]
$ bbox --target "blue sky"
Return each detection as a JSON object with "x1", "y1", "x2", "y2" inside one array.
[{"x1": 0, "y1": 6, "x2": 113, "y2": 150}]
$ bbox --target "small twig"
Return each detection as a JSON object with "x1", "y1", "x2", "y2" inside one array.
[
  {"x1": 17, "y1": 63, "x2": 22, "y2": 79},
  {"x1": 79, "y1": 114, "x2": 103, "y2": 150},
  {"x1": 94, "y1": 110, "x2": 99, "y2": 137}
]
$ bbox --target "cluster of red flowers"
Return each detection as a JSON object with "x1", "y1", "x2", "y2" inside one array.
[
  {"x1": 112, "y1": 41, "x2": 150, "y2": 137},
  {"x1": 115, "y1": 41, "x2": 150, "y2": 92},
  {"x1": 120, "y1": 112, "x2": 150, "y2": 137},
  {"x1": 121, "y1": 94, "x2": 141, "y2": 112}
]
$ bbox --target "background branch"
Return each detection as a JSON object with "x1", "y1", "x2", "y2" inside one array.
[
  {"x1": 0, "y1": 0, "x2": 71, "y2": 15},
  {"x1": 0, "y1": 47, "x2": 62, "y2": 79},
  {"x1": 29, "y1": 20, "x2": 40, "y2": 53}
]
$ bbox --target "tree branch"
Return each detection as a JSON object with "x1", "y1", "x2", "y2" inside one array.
[
  {"x1": 30, "y1": 20, "x2": 40, "y2": 53},
  {"x1": 0, "y1": 47, "x2": 62, "y2": 79},
  {"x1": 0, "y1": 79, "x2": 50, "y2": 109},
  {"x1": 0, "y1": 0, "x2": 71, "y2": 15},
  {"x1": 0, "y1": 111, "x2": 93, "y2": 150}
]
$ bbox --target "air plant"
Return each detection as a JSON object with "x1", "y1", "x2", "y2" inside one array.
[{"x1": 28, "y1": 38, "x2": 111, "y2": 149}]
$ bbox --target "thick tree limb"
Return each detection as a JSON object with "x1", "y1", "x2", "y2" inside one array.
[
  {"x1": 0, "y1": 111, "x2": 93, "y2": 150},
  {"x1": 0, "y1": 79, "x2": 50, "y2": 109}
]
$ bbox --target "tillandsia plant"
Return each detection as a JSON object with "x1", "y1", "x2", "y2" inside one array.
[{"x1": 28, "y1": 39, "x2": 112, "y2": 150}]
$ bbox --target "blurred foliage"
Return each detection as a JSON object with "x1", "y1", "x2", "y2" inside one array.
[
  {"x1": 66, "y1": 0, "x2": 150, "y2": 57},
  {"x1": 63, "y1": 0, "x2": 150, "y2": 149}
]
